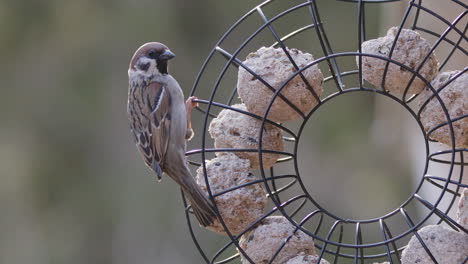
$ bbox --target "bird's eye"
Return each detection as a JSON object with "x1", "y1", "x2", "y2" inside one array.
[{"x1": 148, "y1": 50, "x2": 156, "y2": 58}]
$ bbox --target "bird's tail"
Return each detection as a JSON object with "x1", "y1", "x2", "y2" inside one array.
[
  {"x1": 165, "y1": 156, "x2": 217, "y2": 227},
  {"x1": 182, "y1": 178, "x2": 217, "y2": 227}
]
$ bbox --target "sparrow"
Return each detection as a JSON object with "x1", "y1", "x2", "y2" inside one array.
[{"x1": 127, "y1": 42, "x2": 216, "y2": 226}]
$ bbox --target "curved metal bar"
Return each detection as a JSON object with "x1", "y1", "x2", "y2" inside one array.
[
  {"x1": 317, "y1": 220, "x2": 343, "y2": 261},
  {"x1": 418, "y1": 69, "x2": 466, "y2": 118},
  {"x1": 331, "y1": 225, "x2": 345, "y2": 264},
  {"x1": 270, "y1": 24, "x2": 319, "y2": 48},
  {"x1": 289, "y1": 197, "x2": 308, "y2": 217},
  {"x1": 382, "y1": 220, "x2": 401, "y2": 260},
  {"x1": 214, "y1": 254, "x2": 239, "y2": 264},
  {"x1": 192, "y1": 99, "x2": 298, "y2": 139},
  {"x1": 379, "y1": 219, "x2": 394, "y2": 264},
  {"x1": 185, "y1": 0, "x2": 466, "y2": 262},
  {"x1": 181, "y1": 191, "x2": 210, "y2": 263},
  {"x1": 267, "y1": 210, "x2": 321, "y2": 263},
  {"x1": 256, "y1": 6, "x2": 321, "y2": 102},
  {"x1": 400, "y1": 208, "x2": 439, "y2": 264},
  {"x1": 210, "y1": 195, "x2": 310, "y2": 264},
  {"x1": 425, "y1": 114, "x2": 468, "y2": 138},
  {"x1": 424, "y1": 175, "x2": 467, "y2": 189},
  {"x1": 191, "y1": 53, "x2": 458, "y2": 253},
  {"x1": 424, "y1": 177, "x2": 466, "y2": 196},
  {"x1": 401, "y1": 8, "x2": 467, "y2": 101},
  {"x1": 313, "y1": 213, "x2": 324, "y2": 235},
  {"x1": 452, "y1": 0, "x2": 468, "y2": 9},
  {"x1": 307, "y1": 0, "x2": 344, "y2": 91},
  {"x1": 354, "y1": 222, "x2": 364, "y2": 264},
  {"x1": 427, "y1": 147, "x2": 467, "y2": 166},
  {"x1": 186, "y1": 147, "x2": 294, "y2": 157},
  {"x1": 323, "y1": 70, "x2": 358, "y2": 83},
  {"x1": 266, "y1": 177, "x2": 299, "y2": 198},
  {"x1": 428, "y1": 148, "x2": 468, "y2": 160},
  {"x1": 337, "y1": 0, "x2": 401, "y2": 2},
  {"x1": 413, "y1": 194, "x2": 468, "y2": 233},
  {"x1": 257, "y1": 52, "x2": 452, "y2": 246},
  {"x1": 380, "y1": 1, "x2": 415, "y2": 93},
  {"x1": 214, "y1": 174, "x2": 298, "y2": 197},
  {"x1": 438, "y1": 23, "x2": 468, "y2": 70},
  {"x1": 413, "y1": 26, "x2": 468, "y2": 56},
  {"x1": 214, "y1": 46, "x2": 307, "y2": 119},
  {"x1": 428, "y1": 157, "x2": 467, "y2": 166},
  {"x1": 412, "y1": 3, "x2": 467, "y2": 41},
  {"x1": 357, "y1": 0, "x2": 365, "y2": 89}
]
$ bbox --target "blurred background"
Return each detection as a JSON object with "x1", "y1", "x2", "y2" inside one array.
[{"x1": 0, "y1": 0, "x2": 465, "y2": 263}]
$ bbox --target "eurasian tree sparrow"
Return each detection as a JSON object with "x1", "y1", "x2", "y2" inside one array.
[{"x1": 127, "y1": 42, "x2": 216, "y2": 226}]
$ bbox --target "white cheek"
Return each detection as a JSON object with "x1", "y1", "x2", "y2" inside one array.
[
  {"x1": 137, "y1": 57, "x2": 155, "y2": 74},
  {"x1": 129, "y1": 57, "x2": 162, "y2": 81},
  {"x1": 148, "y1": 61, "x2": 158, "y2": 74},
  {"x1": 139, "y1": 57, "x2": 153, "y2": 66}
]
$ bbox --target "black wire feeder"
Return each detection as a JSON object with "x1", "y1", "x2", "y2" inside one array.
[{"x1": 182, "y1": 0, "x2": 467, "y2": 263}]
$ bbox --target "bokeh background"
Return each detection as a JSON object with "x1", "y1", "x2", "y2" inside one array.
[{"x1": 0, "y1": 0, "x2": 465, "y2": 263}]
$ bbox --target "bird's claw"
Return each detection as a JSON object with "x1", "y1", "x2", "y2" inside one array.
[
  {"x1": 185, "y1": 96, "x2": 199, "y2": 115},
  {"x1": 186, "y1": 96, "x2": 199, "y2": 110}
]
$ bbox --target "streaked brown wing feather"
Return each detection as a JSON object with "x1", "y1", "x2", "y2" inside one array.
[
  {"x1": 134, "y1": 128, "x2": 154, "y2": 168},
  {"x1": 129, "y1": 81, "x2": 171, "y2": 177},
  {"x1": 146, "y1": 81, "x2": 171, "y2": 168}
]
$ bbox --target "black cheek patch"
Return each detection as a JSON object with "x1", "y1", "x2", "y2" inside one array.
[
  {"x1": 156, "y1": 59, "x2": 168, "y2": 74},
  {"x1": 138, "y1": 62, "x2": 150, "y2": 71}
]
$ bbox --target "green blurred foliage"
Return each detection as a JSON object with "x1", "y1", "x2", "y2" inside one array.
[{"x1": 0, "y1": 1, "x2": 421, "y2": 263}]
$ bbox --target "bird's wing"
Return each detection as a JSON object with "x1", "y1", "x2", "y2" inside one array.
[
  {"x1": 133, "y1": 81, "x2": 172, "y2": 179},
  {"x1": 147, "y1": 82, "x2": 172, "y2": 166}
]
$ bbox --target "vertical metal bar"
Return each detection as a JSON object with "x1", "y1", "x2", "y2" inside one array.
[
  {"x1": 268, "y1": 210, "x2": 321, "y2": 264},
  {"x1": 354, "y1": 223, "x2": 364, "y2": 264},
  {"x1": 411, "y1": 0, "x2": 423, "y2": 30},
  {"x1": 413, "y1": 194, "x2": 467, "y2": 233},
  {"x1": 256, "y1": 6, "x2": 321, "y2": 103},
  {"x1": 439, "y1": 23, "x2": 468, "y2": 70},
  {"x1": 437, "y1": 149, "x2": 465, "y2": 226},
  {"x1": 400, "y1": 208, "x2": 439, "y2": 263},
  {"x1": 417, "y1": 69, "x2": 467, "y2": 118},
  {"x1": 382, "y1": 221, "x2": 401, "y2": 260},
  {"x1": 307, "y1": 0, "x2": 344, "y2": 91},
  {"x1": 332, "y1": 224, "x2": 344, "y2": 264},
  {"x1": 290, "y1": 198, "x2": 308, "y2": 218},
  {"x1": 357, "y1": 0, "x2": 365, "y2": 88},
  {"x1": 379, "y1": 219, "x2": 394, "y2": 264},
  {"x1": 380, "y1": 1, "x2": 415, "y2": 91},
  {"x1": 181, "y1": 191, "x2": 211, "y2": 263},
  {"x1": 314, "y1": 213, "x2": 324, "y2": 235},
  {"x1": 317, "y1": 221, "x2": 342, "y2": 262},
  {"x1": 214, "y1": 46, "x2": 306, "y2": 118},
  {"x1": 402, "y1": 9, "x2": 467, "y2": 101},
  {"x1": 270, "y1": 166, "x2": 281, "y2": 204}
]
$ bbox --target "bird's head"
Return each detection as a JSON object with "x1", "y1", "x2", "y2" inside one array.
[{"x1": 128, "y1": 42, "x2": 175, "y2": 79}]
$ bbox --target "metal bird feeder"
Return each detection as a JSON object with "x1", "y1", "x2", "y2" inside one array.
[{"x1": 183, "y1": 0, "x2": 467, "y2": 263}]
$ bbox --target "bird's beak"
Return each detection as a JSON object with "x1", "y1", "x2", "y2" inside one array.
[{"x1": 159, "y1": 50, "x2": 176, "y2": 61}]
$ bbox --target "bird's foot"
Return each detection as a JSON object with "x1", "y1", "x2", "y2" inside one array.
[{"x1": 185, "y1": 96, "x2": 199, "y2": 114}]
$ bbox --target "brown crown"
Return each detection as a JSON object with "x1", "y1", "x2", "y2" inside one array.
[{"x1": 129, "y1": 42, "x2": 169, "y2": 70}]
